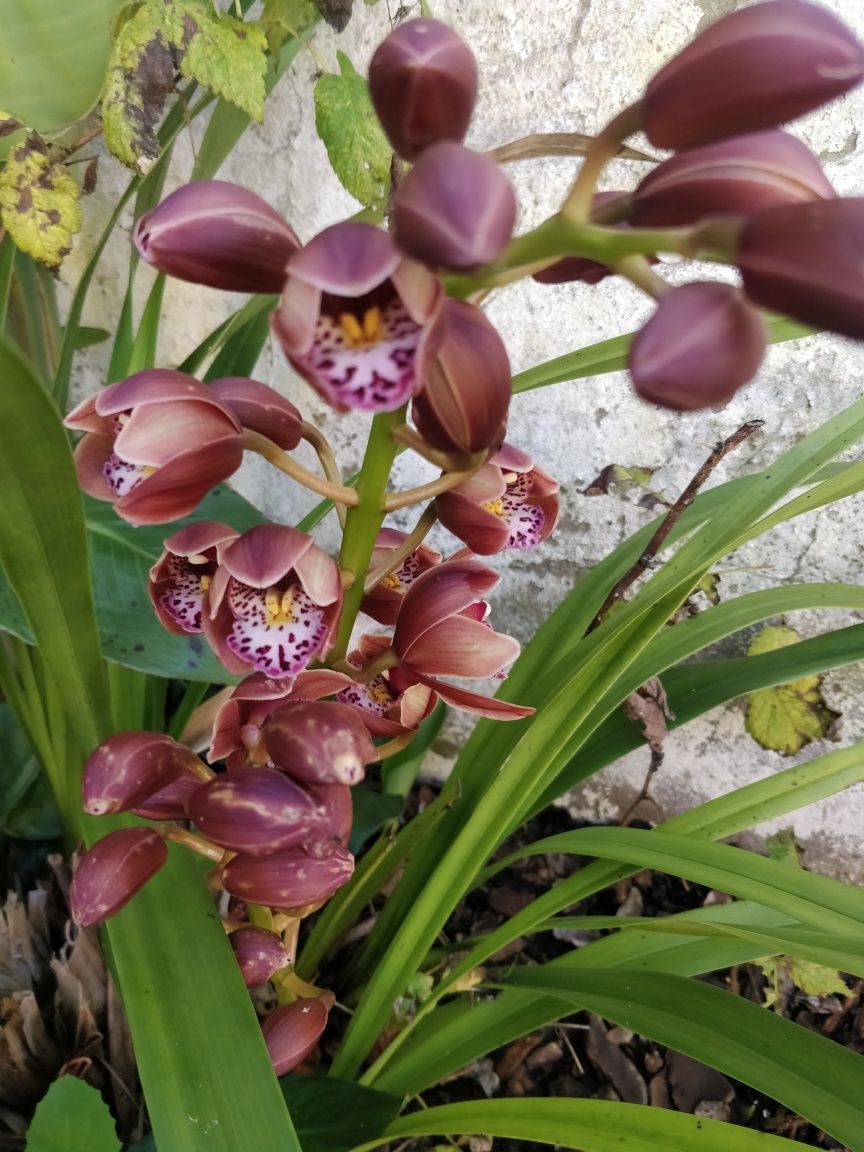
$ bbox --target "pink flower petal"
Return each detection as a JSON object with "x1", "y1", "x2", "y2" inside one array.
[
  {"x1": 115, "y1": 400, "x2": 237, "y2": 466},
  {"x1": 411, "y1": 671, "x2": 533, "y2": 719},
  {"x1": 220, "y1": 524, "x2": 313, "y2": 589},
  {"x1": 402, "y1": 614, "x2": 520, "y2": 678},
  {"x1": 394, "y1": 560, "x2": 501, "y2": 651},
  {"x1": 73, "y1": 435, "x2": 121, "y2": 502},
  {"x1": 114, "y1": 436, "x2": 244, "y2": 525}
]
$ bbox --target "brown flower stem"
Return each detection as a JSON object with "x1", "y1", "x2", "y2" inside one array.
[
  {"x1": 156, "y1": 825, "x2": 226, "y2": 862},
  {"x1": 301, "y1": 421, "x2": 348, "y2": 528},
  {"x1": 375, "y1": 730, "x2": 418, "y2": 761},
  {"x1": 588, "y1": 420, "x2": 764, "y2": 632},
  {"x1": 243, "y1": 429, "x2": 359, "y2": 506},
  {"x1": 391, "y1": 424, "x2": 476, "y2": 471},
  {"x1": 356, "y1": 648, "x2": 400, "y2": 684},
  {"x1": 384, "y1": 460, "x2": 485, "y2": 511},
  {"x1": 614, "y1": 254, "x2": 671, "y2": 300},
  {"x1": 560, "y1": 103, "x2": 644, "y2": 223},
  {"x1": 364, "y1": 506, "x2": 438, "y2": 593},
  {"x1": 486, "y1": 130, "x2": 656, "y2": 166}
]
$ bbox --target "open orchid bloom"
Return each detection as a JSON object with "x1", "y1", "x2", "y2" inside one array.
[
  {"x1": 204, "y1": 525, "x2": 343, "y2": 679},
  {"x1": 360, "y1": 528, "x2": 443, "y2": 626},
  {"x1": 436, "y1": 443, "x2": 560, "y2": 555},
  {"x1": 392, "y1": 559, "x2": 533, "y2": 719},
  {"x1": 149, "y1": 520, "x2": 240, "y2": 635},
  {"x1": 64, "y1": 370, "x2": 244, "y2": 526},
  {"x1": 335, "y1": 634, "x2": 437, "y2": 737},
  {"x1": 272, "y1": 221, "x2": 442, "y2": 413}
]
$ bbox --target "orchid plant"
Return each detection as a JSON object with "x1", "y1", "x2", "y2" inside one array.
[{"x1": 3, "y1": 3, "x2": 864, "y2": 1152}]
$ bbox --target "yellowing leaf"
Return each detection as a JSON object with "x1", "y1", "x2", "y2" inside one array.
[
  {"x1": 765, "y1": 827, "x2": 801, "y2": 867},
  {"x1": 0, "y1": 137, "x2": 82, "y2": 266},
  {"x1": 744, "y1": 625, "x2": 838, "y2": 755},
  {"x1": 314, "y1": 51, "x2": 391, "y2": 209},
  {"x1": 758, "y1": 956, "x2": 849, "y2": 1011},
  {"x1": 262, "y1": 0, "x2": 317, "y2": 52},
  {"x1": 103, "y1": 0, "x2": 268, "y2": 172}
]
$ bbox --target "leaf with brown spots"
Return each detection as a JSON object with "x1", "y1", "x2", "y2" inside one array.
[
  {"x1": 0, "y1": 136, "x2": 81, "y2": 266},
  {"x1": 745, "y1": 625, "x2": 839, "y2": 755}
]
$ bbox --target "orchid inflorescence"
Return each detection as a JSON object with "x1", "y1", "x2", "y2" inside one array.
[{"x1": 64, "y1": 1, "x2": 864, "y2": 1075}]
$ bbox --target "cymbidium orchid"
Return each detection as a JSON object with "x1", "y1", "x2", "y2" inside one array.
[
  {"x1": 272, "y1": 222, "x2": 442, "y2": 413},
  {"x1": 391, "y1": 560, "x2": 533, "y2": 719},
  {"x1": 209, "y1": 377, "x2": 303, "y2": 451},
  {"x1": 360, "y1": 528, "x2": 443, "y2": 625},
  {"x1": 64, "y1": 370, "x2": 244, "y2": 526},
  {"x1": 70, "y1": 829, "x2": 168, "y2": 928},
  {"x1": 262, "y1": 997, "x2": 329, "y2": 1075},
  {"x1": 82, "y1": 730, "x2": 205, "y2": 816},
  {"x1": 203, "y1": 525, "x2": 342, "y2": 679},
  {"x1": 133, "y1": 179, "x2": 300, "y2": 294},
  {"x1": 335, "y1": 634, "x2": 437, "y2": 737},
  {"x1": 436, "y1": 444, "x2": 560, "y2": 555},
  {"x1": 149, "y1": 520, "x2": 239, "y2": 636}
]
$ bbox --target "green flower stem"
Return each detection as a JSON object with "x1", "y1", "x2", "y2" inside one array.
[
  {"x1": 446, "y1": 215, "x2": 700, "y2": 298},
  {"x1": 331, "y1": 408, "x2": 404, "y2": 660}
]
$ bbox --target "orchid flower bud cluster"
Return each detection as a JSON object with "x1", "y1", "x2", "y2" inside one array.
[{"x1": 63, "y1": 1, "x2": 864, "y2": 1076}]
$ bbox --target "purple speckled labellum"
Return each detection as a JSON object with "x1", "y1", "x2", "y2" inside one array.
[
  {"x1": 261, "y1": 997, "x2": 329, "y2": 1075},
  {"x1": 187, "y1": 768, "x2": 329, "y2": 855},
  {"x1": 629, "y1": 282, "x2": 767, "y2": 411},
  {"x1": 737, "y1": 197, "x2": 864, "y2": 340},
  {"x1": 262, "y1": 700, "x2": 378, "y2": 786},
  {"x1": 369, "y1": 18, "x2": 478, "y2": 161},
  {"x1": 392, "y1": 142, "x2": 516, "y2": 272},
  {"x1": 133, "y1": 180, "x2": 300, "y2": 294},
  {"x1": 229, "y1": 926, "x2": 290, "y2": 987},
  {"x1": 632, "y1": 130, "x2": 834, "y2": 228},
  {"x1": 70, "y1": 828, "x2": 167, "y2": 927},
  {"x1": 412, "y1": 299, "x2": 511, "y2": 454},
  {"x1": 642, "y1": 0, "x2": 864, "y2": 150},
  {"x1": 82, "y1": 730, "x2": 204, "y2": 816},
  {"x1": 221, "y1": 844, "x2": 354, "y2": 908}
]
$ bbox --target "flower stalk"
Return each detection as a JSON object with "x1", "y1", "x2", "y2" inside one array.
[{"x1": 243, "y1": 429, "x2": 360, "y2": 506}]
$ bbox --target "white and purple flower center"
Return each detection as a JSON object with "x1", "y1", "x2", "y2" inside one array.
[
  {"x1": 303, "y1": 300, "x2": 422, "y2": 412},
  {"x1": 380, "y1": 550, "x2": 428, "y2": 595},
  {"x1": 159, "y1": 553, "x2": 215, "y2": 633},
  {"x1": 226, "y1": 578, "x2": 327, "y2": 678},
  {"x1": 337, "y1": 673, "x2": 396, "y2": 718},
  {"x1": 482, "y1": 471, "x2": 544, "y2": 550},
  {"x1": 103, "y1": 452, "x2": 156, "y2": 497}
]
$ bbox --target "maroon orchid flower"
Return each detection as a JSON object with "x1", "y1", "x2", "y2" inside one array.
[
  {"x1": 209, "y1": 377, "x2": 303, "y2": 451},
  {"x1": 149, "y1": 520, "x2": 239, "y2": 636},
  {"x1": 369, "y1": 18, "x2": 478, "y2": 161},
  {"x1": 391, "y1": 560, "x2": 532, "y2": 719},
  {"x1": 335, "y1": 634, "x2": 437, "y2": 738},
  {"x1": 360, "y1": 528, "x2": 443, "y2": 625},
  {"x1": 70, "y1": 828, "x2": 168, "y2": 927},
  {"x1": 229, "y1": 926, "x2": 291, "y2": 987},
  {"x1": 204, "y1": 525, "x2": 342, "y2": 679},
  {"x1": 272, "y1": 222, "x2": 442, "y2": 413},
  {"x1": 262, "y1": 997, "x2": 329, "y2": 1075},
  {"x1": 436, "y1": 443, "x2": 560, "y2": 555},
  {"x1": 133, "y1": 180, "x2": 300, "y2": 294},
  {"x1": 64, "y1": 370, "x2": 244, "y2": 526},
  {"x1": 82, "y1": 730, "x2": 205, "y2": 816}
]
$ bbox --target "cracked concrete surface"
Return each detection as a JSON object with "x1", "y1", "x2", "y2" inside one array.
[{"x1": 61, "y1": 0, "x2": 864, "y2": 878}]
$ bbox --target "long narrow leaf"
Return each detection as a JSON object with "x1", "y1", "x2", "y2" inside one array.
[
  {"x1": 351, "y1": 1099, "x2": 801, "y2": 1152},
  {"x1": 502, "y1": 968, "x2": 864, "y2": 1152}
]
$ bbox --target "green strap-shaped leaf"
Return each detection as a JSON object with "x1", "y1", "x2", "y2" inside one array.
[
  {"x1": 350, "y1": 1098, "x2": 801, "y2": 1152},
  {"x1": 501, "y1": 968, "x2": 864, "y2": 1152},
  {"x1": 27, "y1": 1076, "x2": 121, "y2": 1152}
]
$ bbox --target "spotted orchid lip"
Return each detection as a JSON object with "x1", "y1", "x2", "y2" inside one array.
[
  {"x1": 158, "y1": 553, "x2": 215, "y2": 634},
  {"x1": 226, "y1": 579, "x2": 329, "y2": 679}
]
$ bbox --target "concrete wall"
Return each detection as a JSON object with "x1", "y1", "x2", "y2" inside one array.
[{"x1": 62, "y1": 0, "x2": 864, "y2": 878}]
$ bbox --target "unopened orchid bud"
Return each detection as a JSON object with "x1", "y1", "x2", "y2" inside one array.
[
  {"x1": 222, "y1": 844, "x2": 354, "y2": 908},
  {"x1": 629, "y1": 282, "x2": 766, "y2": 411},
  {"x1": 311, "y1": 783, "x2": 353, "y2": 847},
  {"x1": 229, "y1": 926, "x2": 290, "y2": 987},
  {"x1": 262, "y1": 701, "x2": 377, "y2": 786},
  {"x1": 412, "y1": 300, "x2": 511, "y2": 454},
  {"x1": 133, "y1": 180, "x2": 300, "y2": 293},
  {"x1": 392, "y1": 142, "x2": 516, "y2": 271},
  {"x1": 70, "y1": 828, "x2": 167, "y2": 927},
  {"x1": 737, "y1": 197, "x2": 864, "y2": 339},
  {"x1": 642, "y1": 0, "x2": 864, "y2": 150},
  {"x1": 632, "y1": 131, "x2": 834, "y2": 228},
  {"x1": 262, "y1": 997, "x2": 328, "y2": 1075},
  {"x1": 187, "y1": 768, "x2": 329, "y2": 855},
  {"x1": 369, "y1": 18, "x2": 478, "y2": 161},
  {"x1": 209, "y1": 378, "x2": 303, "y2": 451},
  {"x1": 132, "y1": 770, "x2": 205, "y2": 821},
  {"x1": 83, "y1": 731, "x2": 204, "y2": 816}
]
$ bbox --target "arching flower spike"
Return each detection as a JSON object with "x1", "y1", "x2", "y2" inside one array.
[{"x1": 272, "y1": 222, "x2": 442, "y2": 413}]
